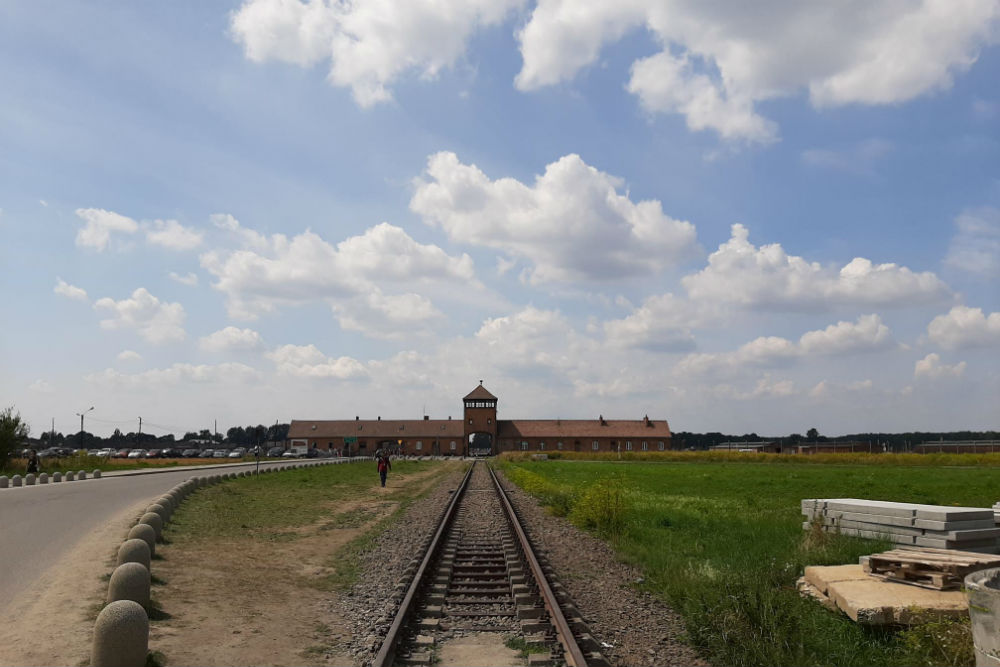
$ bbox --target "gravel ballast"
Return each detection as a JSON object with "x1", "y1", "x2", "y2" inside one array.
[{"x1": 329, "y1": 460, "x2": 706, "y2": 666}]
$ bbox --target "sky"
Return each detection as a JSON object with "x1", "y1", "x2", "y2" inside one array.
[{"x1": 1, "y1": 1, "x2": 998, "y2": 440}]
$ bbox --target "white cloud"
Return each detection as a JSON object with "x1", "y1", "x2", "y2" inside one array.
[
  {"x1": 29, "y1": 379, "x2": 54, "y2": 393},
  {"x1": 93, "y1": 288, "x2": 187, "y2": 344},
  {"x1": 682, "y1": 224, "x2": 950, "y2": 309},
  {"x1": 334, "y1": 289, "x2": 442, "y2": 340},
  {"x1": 200, "y1": 221, "x2": 476, "y2": 340},
  {"x1": 229, "y1": 0, "x2": 524, "y2": 107},
  {"x1": 211, "y1": 213, "x2": 269, "y2": 251},
  {"x1": 54, "y1": 278, "x2": 88, "y2": 301},
  {"x1": 145, "y1": 219, "x2": 204, "y2": 250},
  {"x1": 266, "y1": 344, "x2": 368, "y2": 379},
  {"x1": 914, "y1": 353, "x2": 966, "y2": 380},
  {"x1": 199, "y1": 326, "x2": 264, "y2": 352},
  {"x1": 410, "y1": 152, "x2": 698, "y2": 284},
  {"x1": 169, "y1": 272, "x2": 199, "y2": 286},
  {"x1": 515, "y1": 1, "x2": 1000, "y2": 142},
  {"x1": 944, "y1": 207, "x2": 1000, "y2": 277},
  {"x1": 117, "y1": 350, "x2": 143, "y2": 362},
  {"x1": 86, "y1": 362, "x2": 260, "y2": 387},
  {"x1": 75, "y1": 208, "x2": 138, "y2": 250},
  {"x1": 602, "y1": 293, "x2": 701, "y2": 351},
  {"x1": 674, "y1": 314, "x2": 894, "y2": 377},
  {"x1": 798, "y1": 314, "x2": 893, "y2": 355},
  {"x1": 927, "y1": 305, "x2": 1000, "y2": 349}
]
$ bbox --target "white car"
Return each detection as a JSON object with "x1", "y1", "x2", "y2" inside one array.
[
  {"x1": 227, "y1": 448, "x2": 246, "y2": 458},
  {"x1": 127, "y1": 449, "x2": 147, "y2": 459},
  {"x1": 95, "y1": 448, "x2": 115, "y2": 458}
]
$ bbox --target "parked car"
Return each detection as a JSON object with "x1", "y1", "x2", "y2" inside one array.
[
  {"x1": 181, "y1": 448, "x2": 200, "y2": 457},
  {"x1": 146, "y1": 449, "x2": 162, "y2": 458},
  {"x1": 127, "y1": 449, "x2": 147, "y2": 459},
  {"x1": 199, "y1": 448, "x2": 216, "y2": 457},
  {"x1": 95, "y1": 448, "x2": 115, "y2": 458},
  {"x1": 38, "y1": 447, "x2": 63, "y2": 458},
  {"x1": 160, "y1": 448, "x2": 182, "y2": 458},
  {"x1": 213, "y1": 449, "x2": 229, "y2": 458},
  {"x1": 115, "y1": 448, "x2": 131, "y2": 458},
  {"x1": 267, "y1": 446, "x2": 285, "y2": 457}
]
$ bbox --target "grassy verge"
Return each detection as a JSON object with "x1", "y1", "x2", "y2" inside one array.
[
  {"x1": 496, "y1": 459, "x2": 997, "y2": 667},
  {"x1": 499, "y1": 449, "x2": 1000, "y2": 467}
]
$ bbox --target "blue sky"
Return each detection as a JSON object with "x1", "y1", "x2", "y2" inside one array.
[{"x1": 1, "y1": 1, "x2": 998, "y2": 439}]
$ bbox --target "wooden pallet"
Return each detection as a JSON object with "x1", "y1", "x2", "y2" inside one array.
[{"x1": 862, "y1": 546, "x2": 1000, "y2": 590}]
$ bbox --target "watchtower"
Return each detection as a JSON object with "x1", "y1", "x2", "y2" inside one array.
[{"x1": 463, "y1": 381, "x2": 497, "y2": 456}]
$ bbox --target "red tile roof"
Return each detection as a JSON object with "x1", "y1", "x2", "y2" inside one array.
[
  {"x1": 288, "y1": 419, "x2": 464, "y2": 440},
  {"x1": 463, "y1": 383, "x2": 498, "y2": 400},
  {"x1": 498, "y1": 418, "x2": 670, "y2": 439}
]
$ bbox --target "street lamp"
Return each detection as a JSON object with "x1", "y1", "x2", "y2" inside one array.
[{"x1": 76, "y1": 406, "x2": 94, "y2": 446}]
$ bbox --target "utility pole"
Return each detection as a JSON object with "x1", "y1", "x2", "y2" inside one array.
[
  {"x1": 51, "y1": 418, "x2": 55, "y2": 447},
  {"x1": 138, "y1": 417, "x2": 142, "y2": 445}
]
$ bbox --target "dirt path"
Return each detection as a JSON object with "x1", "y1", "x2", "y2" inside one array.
[
  {"x1": 0, "y1": 498, "x2": 150, "y2": 667},
  {"x1": 149, "y1": 465, "x2": 449, "y2": 666}
]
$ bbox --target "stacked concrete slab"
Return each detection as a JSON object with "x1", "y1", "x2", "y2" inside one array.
[{"x1": 802, "y1": 498, "x2": 1000, "y2": 554}]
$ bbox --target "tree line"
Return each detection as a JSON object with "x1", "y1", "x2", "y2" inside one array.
[{"x1": 672, "y1": 429, "x2": 1000, "y2": 451}]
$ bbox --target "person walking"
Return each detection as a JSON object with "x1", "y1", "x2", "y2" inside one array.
[
  {"x1": 376, "y1": 450, "x2": 391, "y2": 487},
  {"x1": 26, "y1": 450, "x2": 39, "y2": 474}
]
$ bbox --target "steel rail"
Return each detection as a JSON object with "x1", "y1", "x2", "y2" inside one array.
[
  {"x1": 371, "y1": 461, "x2": 476, "y2": 667},
  {"x1": 488, "y1": 464, "x2": 589, "y2": 667}
]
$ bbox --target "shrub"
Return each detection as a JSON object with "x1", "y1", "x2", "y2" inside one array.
[
  {"x1": 0, "y1": 406, "x2": 29, "y2": 470},
  {"x1": 568, "y1": 476, "x2": 632, "y2": 536}
]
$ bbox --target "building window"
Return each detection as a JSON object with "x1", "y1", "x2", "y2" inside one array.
[
  {"x1": 521, "y1": 441, "x2": 529, "y2": 451},
  {"x1": 450, "y1": 441, "x2": 456, "y2": 450},
  {"x1": 642, "y1": 441, "x2": 648, "y2": 451},
  {"x1": 557, "y1": 441, "x2": 563, "y2": 450},
  {"x1": 416, "y1": 441, "x2": 423, "y2": 450},
  {"x1": 539, "y1": 442, "x2": 545, "y2": 450},
  {"x1": 625, "y1": 441, "x2": 632, "y2": 451},
  {"x1": 658, "y1": 441, "x2": 665, "y2": 451},
  {"x1": 592, "y1": 441, "x2": 599, "y2": 450}
]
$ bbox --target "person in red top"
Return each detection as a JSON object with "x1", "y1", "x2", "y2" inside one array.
[{"x1": 376, "y1": 450, "x2": 391, "y2": 487}]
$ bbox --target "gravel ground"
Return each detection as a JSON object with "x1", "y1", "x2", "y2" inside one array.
[
  {"x1": 330, "y1": 460, "x2": 707, "y2": 666},
  {"x1": 496, "y1": 469, "x2": 709, "y2": 667},
  {"x1": 335, "y1": 462, "x2": 468, "y2": 665}
]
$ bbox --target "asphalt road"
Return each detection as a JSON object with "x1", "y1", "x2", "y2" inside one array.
[{"x1": 0, "y1": 459, "x2": 332, "y2": 611}]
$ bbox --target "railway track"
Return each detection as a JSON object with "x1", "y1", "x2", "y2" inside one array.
[{"x1": 372, "y1": 461, "x2": 609, "y2": 667}]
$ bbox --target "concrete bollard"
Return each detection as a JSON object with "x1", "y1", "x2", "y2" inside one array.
[
  {"x1": 146, "y1": 503, "x2": 170, "y2": 524},
  {"x1": 12, "y1": 475, "x2": 22, "y2": 487},
  {"x1": 138, "y1": 512, "x2": 163, "y2": 540},
  {"x1": 39, "y1": 472, "x2": 48, "y2": 484},
  {"x1": 25, "y1": 473, "x2": 35, "y2": 486},
  {"x1": 0, "y1": 475, "x2": 7, "y2": 488},
  {"x1": 78, "y1": 470, "x2": 87, "y2": 480},
  {"x1": 116, "y1": 539, "x2": 151, "y2": 570},
  {"x1": 53, "y1": 471, "x2": 62, "y2": 482},
  {"x1": 91, "y1": 599, "x2": 148, "y2": 667},
  {"x1": 93, "y1": 469, "x2": 101, "y2": 478},
  {"x1": 107, "y1": 562, "x2": 151, "y2": 609},
  {"x1": 65, "y1": 471, "x2": 75, "y2": 481},
  {"x1": 127, "y1": 524, "x2": 156, "y2": 557}
]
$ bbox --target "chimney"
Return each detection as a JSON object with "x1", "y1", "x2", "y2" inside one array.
[
  {"x1": 355, "y1": 416, "x2": 359, "y2": 421},
  {"x1": 424, "y1": 415, "x2": 429, "y2": 420},
  {"x1": 377, "y1": 416, "x2": 381, "y2": 421},
  {"x1": 644, "y1": 414, "x2": 650, "y2": 427},
  {"x1": 599, "y1": 414, "x2": 607, "y2": 426},
  {"x1": 448, "y1": 416, "x2": 451, "y2": 420}
]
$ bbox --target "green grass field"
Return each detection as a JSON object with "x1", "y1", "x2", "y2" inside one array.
[{"x1": 497, "y1": 457, "x2": 997, "y2": 667}]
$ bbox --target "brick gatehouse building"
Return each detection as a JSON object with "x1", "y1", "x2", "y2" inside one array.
[{"x1": 287, "y1": 382, "x2": 671, "y2": 456}]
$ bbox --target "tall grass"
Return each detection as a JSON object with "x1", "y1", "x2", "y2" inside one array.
[
  {"x1": 499, "y1": 449, "x2": 1000, "y2": 467},
  {"x1": 497, "y1": 459, "x2": 997, "y2": 666}
]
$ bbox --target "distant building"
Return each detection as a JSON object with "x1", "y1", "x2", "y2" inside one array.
[{"x1": 286, "y1": 382, "x2": 671, "y2": 456}]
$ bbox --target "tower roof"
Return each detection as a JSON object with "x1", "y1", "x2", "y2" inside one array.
[{"x1": 463, "y1": 382, "x2": 497, "y2": 401}]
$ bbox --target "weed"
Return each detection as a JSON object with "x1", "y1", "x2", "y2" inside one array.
[{"x1": 504, "y1": 636, "x2": 549, "y2": 658}]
